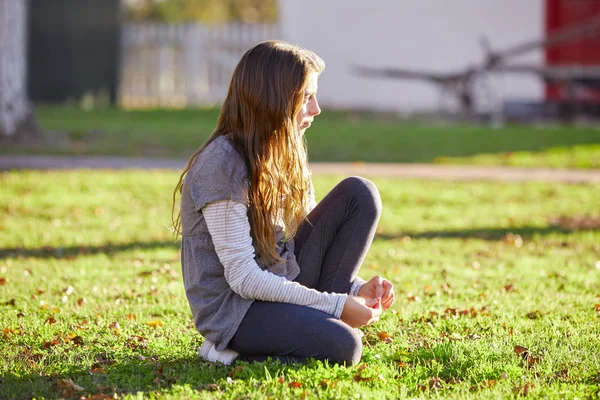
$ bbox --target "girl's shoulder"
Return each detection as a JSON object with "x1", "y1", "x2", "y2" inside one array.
[
  {"x1": 197, "y1": 135, "x2": 243, "y2": 165},
  {"x1": 188, "y1": 135, "x2": 248, "y2": 182}
]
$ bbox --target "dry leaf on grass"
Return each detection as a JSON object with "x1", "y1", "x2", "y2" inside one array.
[
  {"x1": 514, "y1": 345, "x2": 543, "y2": 368},
  {"x1": 526, "y1": 310, "x2": 543, "y2": 319},
  {"x1": 145, "y1": 319, "x2": 163, "y2": 328},
  {"x1": 56, "y1": 378, "x2": 84, "y2": 397},
  {"x1": 376, "y1": 331, "x2": 393, "y2": 343},
  {"x1": 513, "y1": 381, "x2": 534, "y2": 396},
  {"x1": 428, "y1": 377, "x2": 442, "y2": 390}
]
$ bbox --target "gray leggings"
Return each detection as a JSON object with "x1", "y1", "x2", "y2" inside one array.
[{"x1": 228, "y1": 177, "x2": 382, "y2": 365}]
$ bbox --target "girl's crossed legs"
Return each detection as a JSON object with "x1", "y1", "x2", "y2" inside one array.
[{"x1": 229, "y1": 177, "x2": 382, "y2": 364}]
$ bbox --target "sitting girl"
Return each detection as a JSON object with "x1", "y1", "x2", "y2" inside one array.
[{"x1": 172, "y1": 40, "x2": 395, "y2": 365}]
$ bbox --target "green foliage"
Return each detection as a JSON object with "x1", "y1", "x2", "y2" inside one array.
[
  {"x1": 125, "y1": 0, "x2": 279, "y2": 23},
  {"x1": 1, "y1": 171, "x2": 599, "y2": 399},
  {"x1": 4, "y1": 106, "x2": 599, "y2": 168}
]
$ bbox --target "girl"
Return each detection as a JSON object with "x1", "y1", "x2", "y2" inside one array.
[{"x1": 172, "y1": 40, "x2": 395, "y2": 366}]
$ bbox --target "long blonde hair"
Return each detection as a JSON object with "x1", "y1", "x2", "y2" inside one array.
[{"x1": 172, "y1": 40, "x2": 325, "y2": 265}]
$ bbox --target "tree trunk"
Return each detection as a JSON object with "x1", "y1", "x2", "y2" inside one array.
[{"x1": 0, "y1": 0, "x2": 37, "y2": 139}]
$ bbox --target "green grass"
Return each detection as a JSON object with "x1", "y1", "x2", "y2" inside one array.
[
  {"x1": 1, "y1": 170, "x2": 599, "y2": 399},
  {"x1": 3, "y1": 106, "x2": 600, "y2": 168}
]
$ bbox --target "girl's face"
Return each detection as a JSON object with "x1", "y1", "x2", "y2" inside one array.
[{"x1": 296, "y1": 72, "x2": 321, "y2": 135}]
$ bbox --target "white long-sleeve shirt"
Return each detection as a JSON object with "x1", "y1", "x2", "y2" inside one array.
[{"x1": 203, "y1": 200, "x2": 364, "y2": 318}]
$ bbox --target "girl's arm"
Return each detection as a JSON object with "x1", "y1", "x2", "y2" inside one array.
[{"x1": 203, "y1": 200, "x2": 347, "y2": 318}]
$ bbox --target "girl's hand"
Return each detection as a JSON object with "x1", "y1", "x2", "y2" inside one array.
[
  {"x1": 341, "y1": 296, "x2": 382, "y2": 328},
  {"x1": 357, "y1": 275, "x2": 395, "y2": 310}
]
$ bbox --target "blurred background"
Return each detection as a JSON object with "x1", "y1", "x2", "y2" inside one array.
[{"x1": 1, "y1": 0, "x2": 600, "y2": 165}]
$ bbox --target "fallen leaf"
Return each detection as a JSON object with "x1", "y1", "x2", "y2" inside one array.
[
  {"x1": 90, "y1": 367, "x2": 106, "y2": 374},
  {"x1": 0, "y1": 277, "x2": 6, "y2": 285},
  {"x1": 444, "y1": 308, "x2": 457, "y2": 316},
  {"x1": 479, "y1": 305, "x2": 491, "y2": 316},
  {"x1": 43, "y1": 339, "x2": 59, "y2": 348},
  {"x1": 288, "y1": 381, "x2": 302, "y2": 388},
  {"x1": 319, "y1": 379, "x2": 331, "y2": 389},
  {"x1": 504, "y1": 233, "x2": 523, "y2": 248},
  {"x1": 126, "y1": 335, "x2": 148, "y2": 349},
  {"x1": 513, "y1": 381, "x2": 534, "y2": 396},
  {"x1": 353, "y1": 374, "x2": 373, "y2": 382},
  {"x1": 108, "y1": 322, "x2": 121, "y2": 330},
  {"x1": 423, "y1": 284, "x2": 433, "y2": 295},
  {"x1": 228, "y1": 365, "x2": 244, "y2": 377},
  {"x1": 69, "y1": 334, "x2": 84, "y2": 346},
  {"x1": 95, "y1": 384, "x2": 112, "y2": 392},
  {"x1": 277, "y1": 376, "x2": 285, "y2": 384},
  {"x1": 469, "y1": 379, "x2": 497, "y2": 392},
  {"x1": 526, "y1": 310, "x2": 543, "y2": 319},
  {"x1": 56, "y1": 378, "x2": 84, "y2": 397},
  {"x1": 377, "y1": 331, "x2": 393, "y2": 343},
  {"x1": 45, "y1": 317, "x2": 56, "y2": 325},
  {"x1": 2, "y1": 298, "x2": 16, "y2": 306},
  {"x1": 76, "y1": 298, "x2": 86, "y2": 306},
  {"x1": 554, "y1": 368, "x2": 569, "y2": 381},
  {"x1": 483, "y1": 379, "x2": 497, "y2": 388},
  {"x1": 353, "y1": 364, "x2": 375, "y2": 382},
  {"x1": 441, "y1": 282, "x2": 452, "y2": 295},
  {"x1": 514, "y1": 345, "x2": 529, "y2": 355},
  {"x1": 504, "y1": 283, "x2": 519, "y2": 293},
  {"x1": 514, "y1": 345, "x2": 542, "y2": 368},
  {"x1": 126, "y1": 313, "x2": 137, "y2": 321},
  {"x1": 459, "y1": 309, "x2": 471, "y2": 317},
  {"x1": 203, "y1": 383, "x2": 220, "y2": 391},
  {"x1": 429, "y1": 377, "x2": 442, "y2": 390},
  {"x1": 145, "y1": 319, "x2": 163, "y2": 328}
]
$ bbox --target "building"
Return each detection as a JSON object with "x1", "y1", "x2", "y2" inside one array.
[{"x1": 279, "y1": 0, "x2": 600, "y2": 116}]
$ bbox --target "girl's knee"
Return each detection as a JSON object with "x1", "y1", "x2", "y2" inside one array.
[
  {"x1": 340, "y1": 176, "x2": 382, "y2": 218},
  {"x1": 324, "y1": 327, "x2": 362, "y2": 365}
]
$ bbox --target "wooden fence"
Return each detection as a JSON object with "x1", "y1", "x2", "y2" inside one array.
[{"x1": 119, "y1": 22, "x2": 281, "y2": 108}]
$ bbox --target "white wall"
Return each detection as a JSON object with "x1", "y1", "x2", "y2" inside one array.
[{"x1": 279, "y1": 0, "x2": 545, "y2": 113}]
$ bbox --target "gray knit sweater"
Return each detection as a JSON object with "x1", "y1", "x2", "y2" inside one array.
[{"x1": 180, "y1": 135, "x2": 350, "y2": 350}]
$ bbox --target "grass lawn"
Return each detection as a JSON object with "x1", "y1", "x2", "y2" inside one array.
[
  {"x1": 1, "y1": 170, "x2": 599, "y2": 399},
  {"x1": 2, "y1": 106, "x2": 600, "y2": 168}
]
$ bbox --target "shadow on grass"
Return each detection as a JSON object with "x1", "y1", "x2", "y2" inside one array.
[
  {"x1": 0, "y1": 355, "x2": 225, "y2": 399},
  {"x1": 0, "y1": 353, "x2": 321, "y2": 400},
  {"x1": 0, "y1": 240, "x2": 180, "y2": 260},
  {"x1": 3, "y1": 223, "x2": 597, "y2": 261},
  {"x1": 377, "y1": 224, "x2": 598, "y2": 241}
]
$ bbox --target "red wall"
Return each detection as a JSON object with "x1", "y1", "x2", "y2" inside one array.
[{"x1": 545, "y1": 0, "x2": 600, "y2": 102}]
